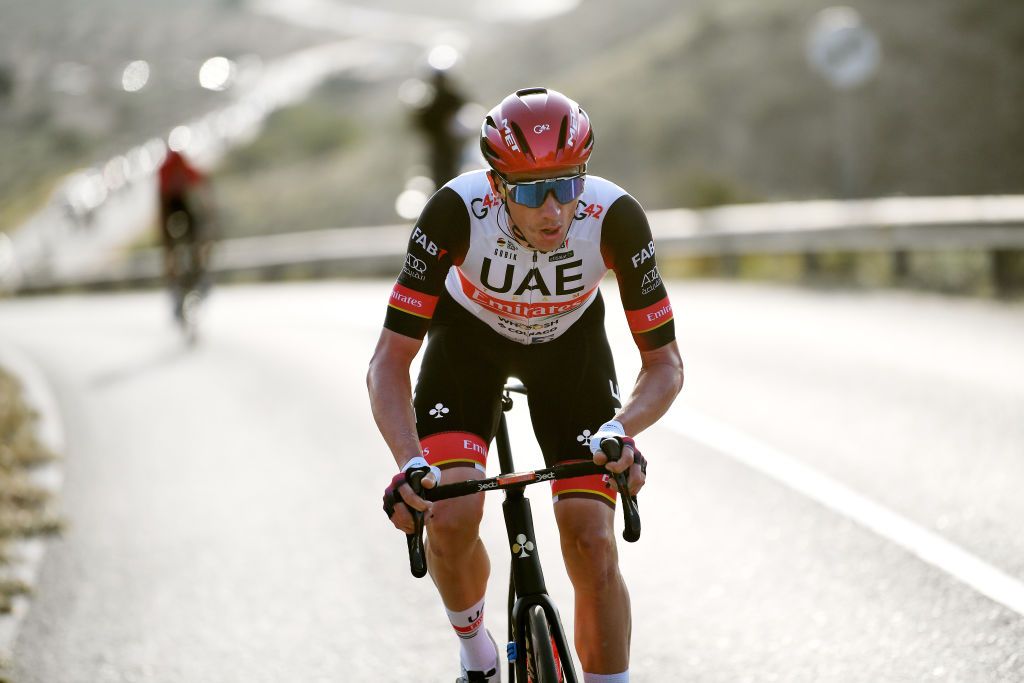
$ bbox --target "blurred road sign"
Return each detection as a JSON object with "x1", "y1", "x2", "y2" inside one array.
[{"x1": 807, "y1": 7, "x2": 881, "y2": 90}]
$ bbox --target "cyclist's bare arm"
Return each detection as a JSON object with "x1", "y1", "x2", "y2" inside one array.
[
  {"x1": 593, "y1": 340, "x2": 684, "y2": 486},
  {"x1": 367, "y1": 328, "x2": 434, "y2": 528},
  {"x1": 617, "y1": 340, "x2": 684, "y2": 435}
]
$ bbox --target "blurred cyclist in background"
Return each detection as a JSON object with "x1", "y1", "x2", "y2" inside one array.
[
  {"x1": 157, "y1": 145, "x2": 215, "y2": 328},
  {"x1": 413, "y1": 67, "x2": 470, "y2": 188}
]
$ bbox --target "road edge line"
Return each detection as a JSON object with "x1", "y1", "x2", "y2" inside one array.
[{"x1": 667, "y1": 405, "x2": 1024, "y2": 617}]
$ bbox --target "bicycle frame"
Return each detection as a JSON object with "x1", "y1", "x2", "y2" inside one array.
[{"x1": 494, "y1": 386, "x2": 578, "y2": 682}]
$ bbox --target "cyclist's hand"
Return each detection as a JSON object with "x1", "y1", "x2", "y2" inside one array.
[
  {"x1": 620, "y1": 440, "x2": 647, "y2": 497},
  {"x1": 383, "y1": 458, "x2": 440, "y2": 534},
  {"x1": 589, "y1": 419, "x2": 630, "y2": 472},
  {"x1": 590, "y1": 421, "x2": 647, "y2": 497}
]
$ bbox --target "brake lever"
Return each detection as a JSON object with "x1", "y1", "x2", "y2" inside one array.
[
  {"x1": 599, "y1": 437, "x2": 642, "y2": 543},
  {"x1": 406, "y1": 470, "x2": 428, "y2": 578}
]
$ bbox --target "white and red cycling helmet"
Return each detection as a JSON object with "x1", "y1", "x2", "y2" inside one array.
[{"x1": 480, "y1": 87, "x2": 595, "y2": 179}]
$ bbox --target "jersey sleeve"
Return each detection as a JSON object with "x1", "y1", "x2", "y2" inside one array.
[
  {"x1": 383, "y1": 187, "x2": 469, "y2": 339},
  {"x1": 600, "y1": 194, "x2": 676, "y2": 351}
]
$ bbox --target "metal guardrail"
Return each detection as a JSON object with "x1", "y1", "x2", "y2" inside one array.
[
  {"x1": 7, "y1": 195, "x2": 1024, "y2": 294},
  {"x1": 651, "y1": 195, "x2": 1024, "y2": 254}
]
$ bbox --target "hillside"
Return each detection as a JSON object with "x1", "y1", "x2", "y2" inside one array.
[
  {"x1": 208, "y1": 0, "x2": 1024, "y2": 236},
  {"x1": 3, "y1": 0, "x2": 1022, "y2": 237},
  {"x1": 0, "y1": 0, "x2": 335, "y2": 231}
]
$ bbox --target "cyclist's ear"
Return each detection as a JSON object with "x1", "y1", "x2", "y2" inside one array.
[{"x1": 487, "y1": 171, "x2": 504, "y2": 199}]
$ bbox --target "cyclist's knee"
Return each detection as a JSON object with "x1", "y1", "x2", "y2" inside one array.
[
  {"x1": 427, "y1": 477, "x2": 485, "y2": 553},
  {"x1": 555, "y1": 501, "x2": 619, "y2": 582}
]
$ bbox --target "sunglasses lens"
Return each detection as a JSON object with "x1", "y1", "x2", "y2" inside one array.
[{"x1": 509, "y1": 176, "x2": 585, "y2": 207}]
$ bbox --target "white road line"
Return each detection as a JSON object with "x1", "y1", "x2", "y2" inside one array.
[{"x1": 667, "y1": 405, "x2": 1024, "y2": 617}]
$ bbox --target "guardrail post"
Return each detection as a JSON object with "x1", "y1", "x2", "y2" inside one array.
[{"x1": 992, "y1": 249, "x2": 1024, "y2": 298}]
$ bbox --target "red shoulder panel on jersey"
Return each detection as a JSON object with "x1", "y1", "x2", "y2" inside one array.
[
  {"x1": 625, "y1": 296, "x2": 674, "y2": 334},
  {"x1": 388, "y1": 283, "x2": 439, "y2": 319}
]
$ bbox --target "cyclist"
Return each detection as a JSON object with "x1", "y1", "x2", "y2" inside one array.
[
  {"x1": 369, "y1": 87, "x2": 684, "y2": 683},
  {"x1": 156, "y1": 145, "x2": 214, "y2": 320},
  {"x1": 413, "y1": 66, "x2": 470, "y2": 188}
]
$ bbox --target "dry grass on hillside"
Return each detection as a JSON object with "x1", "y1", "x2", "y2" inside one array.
[{"x1": 0, "y1": 368, "x2": 62, "y2": 615}]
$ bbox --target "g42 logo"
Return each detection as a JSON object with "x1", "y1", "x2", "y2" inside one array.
[
  {"x1": 472, "y1": 193, "x2": 503, "y2": 219},
  {"x1": 574, "y1": 201, "x2": 604, "y2": 220}
]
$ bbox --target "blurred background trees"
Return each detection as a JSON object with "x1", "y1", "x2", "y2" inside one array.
[{"x1": 1, "y1": 0, "x2": 1021, "y2": 238}]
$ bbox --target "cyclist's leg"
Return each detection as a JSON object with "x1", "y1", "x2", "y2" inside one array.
[
  {"x1": 414, "y1": 321, "x2": 508, "y2": 677},
  {"x1": 521, "y1": 305, "x2": 631, "y2": 676},
  {"x1": 413, "y1": 320, "x2": 506, "y2": 634}
]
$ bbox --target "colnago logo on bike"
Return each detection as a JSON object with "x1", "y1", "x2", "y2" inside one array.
[{"x1": 512, "y1": 534, "x2": 535, "y2": 559}]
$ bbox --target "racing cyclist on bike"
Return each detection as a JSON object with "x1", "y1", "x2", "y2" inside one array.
[
  {"x1": 157, "y1": 145, "x2": 215, "y2": 322},
  {"x1": 368, "y1": 87, "x2": 684, "y2": 683}
]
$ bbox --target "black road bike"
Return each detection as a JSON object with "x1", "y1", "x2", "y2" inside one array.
[{"x1": 405, "y1": 384, "x2": 642, "y2": 682}]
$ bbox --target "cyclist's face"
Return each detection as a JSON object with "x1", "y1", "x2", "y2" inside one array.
[{"x1": 500, "y1": 172, "x2": 578, "y2": 253}]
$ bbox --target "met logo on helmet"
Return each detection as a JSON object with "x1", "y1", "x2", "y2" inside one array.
[
  {"x1": 501, "y1": 118, "x2": 520, "y2": 152},
  {"x1": 567, "y1": 110, "x2": 579, "y2": 147}
]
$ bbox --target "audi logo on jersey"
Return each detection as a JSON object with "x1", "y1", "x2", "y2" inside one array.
[{"x1": 405, "y1": 255, "x2": 427, "y2": 273}]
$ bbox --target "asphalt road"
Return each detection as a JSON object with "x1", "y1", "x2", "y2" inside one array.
[{"x1": 0, "y1": 279, "x2": 1021, "y2": 682}]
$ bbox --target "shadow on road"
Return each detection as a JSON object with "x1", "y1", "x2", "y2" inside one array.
[{"x1": 88, "y1": 341, "x2": 196, "y2": 390}]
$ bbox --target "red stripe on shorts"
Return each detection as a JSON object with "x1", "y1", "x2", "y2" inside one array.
[
  {"x1": 551, "y1": 467, "x2": 617, "y2": 508},
  {"x1": 421, "y1": 432, "x2": 488, "y2": 471}
]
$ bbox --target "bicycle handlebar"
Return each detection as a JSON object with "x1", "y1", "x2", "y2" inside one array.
[
  {"x1": 599, "y1": 437, "x2": 642, "y2": 543},
  {"x1": 404, "y1": 450, "x2": 642, "y2": 578}
]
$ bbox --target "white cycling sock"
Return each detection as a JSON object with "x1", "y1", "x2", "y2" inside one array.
[
  {"x1": 583, "y1": 672, "x2": 629, "y2": 682},
  {"x1": 445, "y1": 597, "x2": 495, "y2": 671}
]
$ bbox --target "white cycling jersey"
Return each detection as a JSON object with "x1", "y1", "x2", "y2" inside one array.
[{"x1": 385, "y1": 169, "x2": 674, "y2": 350}]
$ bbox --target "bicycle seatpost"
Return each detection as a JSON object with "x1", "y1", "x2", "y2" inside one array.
[{"x1": 599, "y1": 438, "x2": 642, "y2": 543}]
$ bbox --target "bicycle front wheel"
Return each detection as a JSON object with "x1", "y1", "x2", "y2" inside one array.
[{"x1": 525, "y1": 605, "x2": 560, "y2": 682}]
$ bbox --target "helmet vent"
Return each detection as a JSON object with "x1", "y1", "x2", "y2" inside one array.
[
  {"x1": 556, "y1": 116, "x2": 569, "y2": 152},
  {"x1": 508, "y1": 120, "x2": 534, "y2": 160}
]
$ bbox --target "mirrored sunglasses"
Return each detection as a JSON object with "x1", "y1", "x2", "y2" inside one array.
[{"x1": 504, "y1": 174, "x2": 586, "y2": 208}]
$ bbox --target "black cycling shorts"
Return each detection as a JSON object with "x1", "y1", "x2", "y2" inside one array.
[{"x1": 413, "y1": 291, "x2": 622, "y2": 506}]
